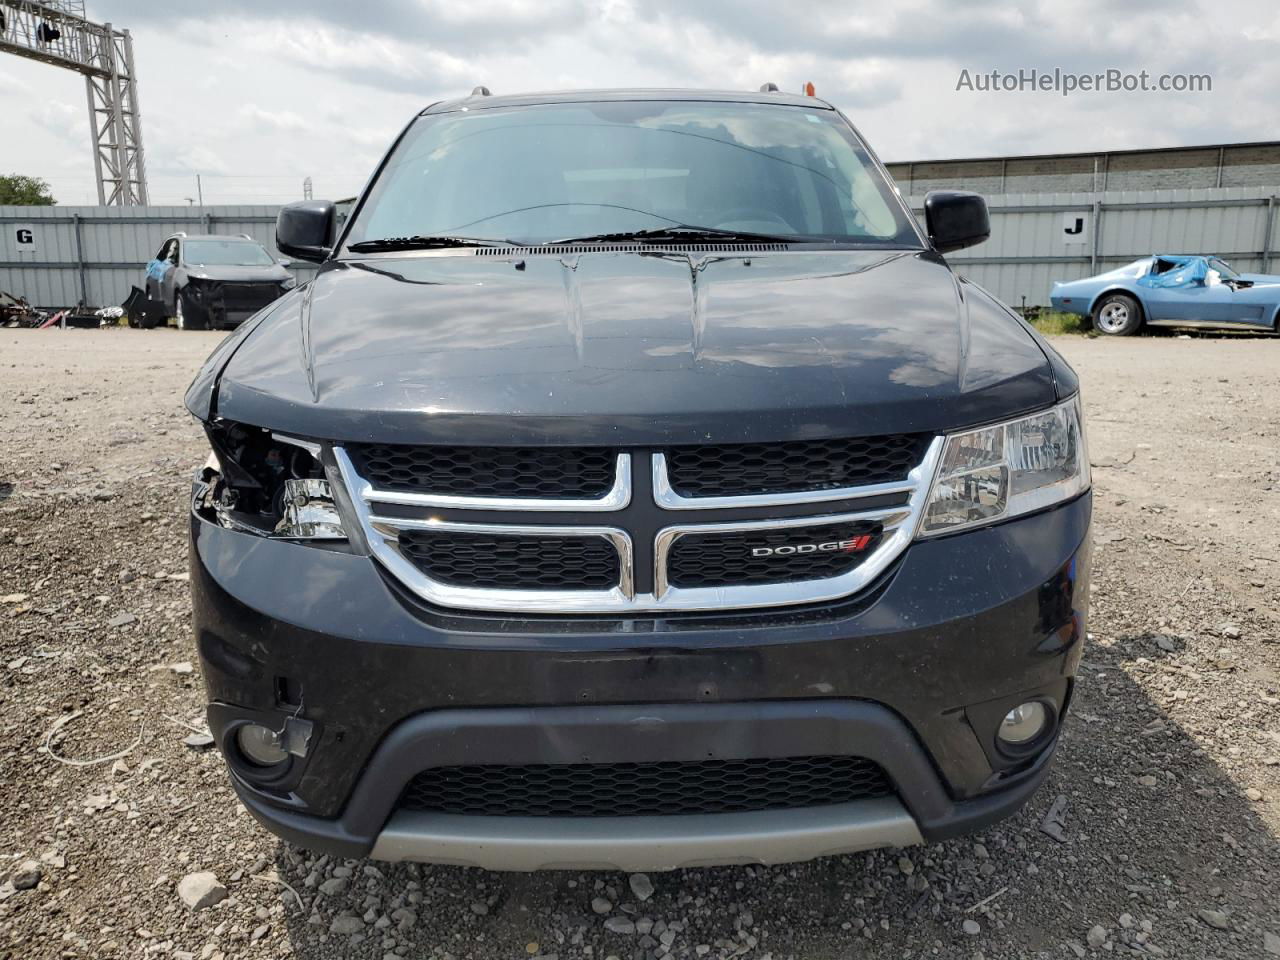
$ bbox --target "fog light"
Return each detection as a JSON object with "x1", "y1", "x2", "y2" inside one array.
[
  {"x1": 236, "y1": 723, "x2": 289, "y2": 767},
  {"x1": 998, "y1": 701, "x2": 1048, "y2": 746}
]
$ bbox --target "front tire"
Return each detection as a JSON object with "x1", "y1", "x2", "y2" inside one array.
[
  {"x1": 1092, "y1": 293, "x2": 1142, "y2": 336},
  {"x1": 174, "y1": 291, "x2": 207, "y2": 331}
]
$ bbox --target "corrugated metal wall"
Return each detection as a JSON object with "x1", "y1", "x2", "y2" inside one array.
[
  {"x1": 910, "y1": 187, "x2": 1277, "y2": 308},
  {"x1": 3, "y1": 190, "x2": 1276, "y2": 311},
  {"x1": 887, "y1": 142, "x2": 1280, "y2": 194},
  {"x1": 0, "y1": 205, "x2": 320, "y2": 310}
]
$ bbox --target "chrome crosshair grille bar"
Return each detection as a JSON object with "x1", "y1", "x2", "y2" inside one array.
[{"x1": 332, "y1": 438, "x2": 944, "y2": 614}]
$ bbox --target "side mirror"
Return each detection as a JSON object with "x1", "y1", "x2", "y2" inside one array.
[
  {"x1": 924, "y1": 191, "x2": 990, "y2": 253},
  {"x1": 276, "y1": 200, "x2": 336, "y2": 263}
]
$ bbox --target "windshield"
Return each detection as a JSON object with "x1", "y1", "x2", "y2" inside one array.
[
  {"x1": 184, "y1": 239, "x2": 276, "y2": 267},
  {"x1": 345, "y1": 100, "x2": 920, "y2": 247},
  {"x1": 1209, "y1": 258, "x2": 1239, "y2": 280}
]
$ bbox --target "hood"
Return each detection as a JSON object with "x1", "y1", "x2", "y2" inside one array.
[
  {"x1": 1237, "y1": 272, "x2": 1280, "y2": 285},
  {"x1": 193, "y1": 249, "x2": 1058, "y2": 446},
  {"x1": 185, "y1": 263, "x2": 290, "y2": 282}
]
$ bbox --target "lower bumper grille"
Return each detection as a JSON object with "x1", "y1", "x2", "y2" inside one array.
[
  {"x1": 397, "y1": 755, "x2": 894, "y2": 817},
  {"x1": 666, "y1": 519, "x2": 882, "y2": 588},
  {"x1": 397, "y1": 529, "x2": 621, "y2": 591}
]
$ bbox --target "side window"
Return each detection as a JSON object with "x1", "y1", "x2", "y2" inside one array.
[
  {"x1": 170, "y1": 241, "x2": 181, "y2": 264},
  {"x1": 154, "y1": 240, "x2": 171, "y2": 261}
]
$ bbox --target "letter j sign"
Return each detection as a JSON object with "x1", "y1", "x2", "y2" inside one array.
[{"x1": 1061, "y1": 212, "x2": 1089, "y2": 247}]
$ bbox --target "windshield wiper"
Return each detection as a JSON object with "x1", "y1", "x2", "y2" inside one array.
[
  {"x1": 347, "y1": 235, "x2": 509, "y2": 252},
  {"x1": 551, "y1": 224, "x2": 807, "y2": 245}
]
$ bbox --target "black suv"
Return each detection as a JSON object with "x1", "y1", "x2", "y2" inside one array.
[{"x1": 186, "y1": 88, "x2": 1091, "y2": 871}]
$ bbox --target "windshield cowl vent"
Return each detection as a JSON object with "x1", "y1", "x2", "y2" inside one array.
[{"x1": 474, "y1": 242, "x2": 795, "y2": 257}]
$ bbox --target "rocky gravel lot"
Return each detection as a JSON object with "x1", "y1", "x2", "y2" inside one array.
[{"x1": 1, "y1": 328, "x2": 1278, "y2": 960}]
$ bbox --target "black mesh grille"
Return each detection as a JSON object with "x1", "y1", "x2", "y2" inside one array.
[
  {"x1": 664, "y1": 434, "x2": 926, "y2": 497},
  {"x1": 397, "y1": 530, "x2": 620, "y2": 590},
  {"x1": 217, "y1": 281, "x2": 286, "y2": 310},
  {"x1": 348, "y1": 445, "x2": 617, "y2": 499},
  {"x1": 667, "y1": 521, "x2": 882, "y2": 589},
  {"x1": 398, "y1": 755, "x2": 893, "y2": 817}
]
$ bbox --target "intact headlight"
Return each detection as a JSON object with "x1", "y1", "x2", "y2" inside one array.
[{"x1": 918, "y1": 396, "x2": 1089, "y2": 537}]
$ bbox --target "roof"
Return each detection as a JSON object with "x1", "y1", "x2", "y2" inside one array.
[
  {"x1": 886, "y1": 139, "x2": 1280, "y2": 168},
  {"x1": 169, "y1": 233, "x2": 262, "y2": 242},
  {"x1": 422, "y1": 88, "x2": 831, "y2": 115}
]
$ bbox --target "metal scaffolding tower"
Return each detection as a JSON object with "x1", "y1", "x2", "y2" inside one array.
[{"x1": 0, "y1": 0, "x2": 149, "y2": 204}]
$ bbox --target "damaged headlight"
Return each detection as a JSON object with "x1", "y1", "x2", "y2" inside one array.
[
  {"x1": 196, "y1": 424, "x2": 346, "y2": 541},
  {"x1": 918, "y1": 396, "x2": 1088, "y2": 537},
  {"x1": 276, "y1": 477, "x2": 344, "y2": 539}
]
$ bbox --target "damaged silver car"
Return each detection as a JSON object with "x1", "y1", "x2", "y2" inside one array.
[{"x1": 144, "y1": 233, "x2": 295, "y2": 330}]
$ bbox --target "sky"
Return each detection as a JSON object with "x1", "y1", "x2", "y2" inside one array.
[{"x1": 2, "y1": 0, "x2": 1278, "y2": 206}]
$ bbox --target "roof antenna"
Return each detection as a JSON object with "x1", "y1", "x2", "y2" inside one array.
[
  {"x1": 471, "y1": 85, "x2": 492, "y2": 97},
  {"x1": 759, "y1": 82, "x2": 779, "y2": 93}
]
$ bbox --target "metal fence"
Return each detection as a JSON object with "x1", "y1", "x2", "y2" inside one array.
[
  {"x1": 912, "y1": 187, "x2": 1278, "y2": 309},
  {"x1": 4, "y1": 189, "x2": 1277, "y2": 312},
  {"x1": 0, "y1": 204, "x2": 320, "y2": 310}
]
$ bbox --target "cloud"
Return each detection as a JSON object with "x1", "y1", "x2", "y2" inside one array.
[
  {"x1": 35, "y1": 99, "x2": 82, "y2": 144},
  {"x1": 3, "y1": 0, "x2": 1274, "y2": 205},
  {"x1": 0, "y1": 68, "x2": 33, "y2": 95},
  {"x1": 237, "y1": 23, "x2": 476, "y2": 97},
  {"x1": 238, "y1": 105, "x2": 308, "y2": 134},
  {"x1": 182, "y1": 147, "x2": 231, "y2": 175},
  {"x1": 98, "y1": 0, "x2": 586, "y2": 51}
]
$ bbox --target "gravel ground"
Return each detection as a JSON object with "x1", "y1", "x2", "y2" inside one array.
[{"x1": 1, "y1": 327, "x2": 1277, "y2": 960}]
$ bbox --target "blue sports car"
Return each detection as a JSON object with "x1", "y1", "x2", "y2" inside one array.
[{"x1": 1049, "y1": 255, "x2": 1280, "y2": 335}]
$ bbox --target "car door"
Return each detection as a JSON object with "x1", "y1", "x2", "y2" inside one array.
[
  {"x1": 1208, "y1": 258, "x2": 1269, "y2": 327},
  {"x1": 160, "y1": 239, "x2": 181, "y2": 307},
  {"x1": 1141, "y1": 257, "x2": 1232, "y2": 322},
  {"x1": 144, "y1": 240, "x2": 173, "y2": 299}
]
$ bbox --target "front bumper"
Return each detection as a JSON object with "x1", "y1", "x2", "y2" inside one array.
[
  {"x1": 191, "y1": 491, "x2": 1090, "y2": 868},
  {"x1": 226, "y1": 699, "x2": 1059, "y2": 870},
  {"x1": 183, "y1": 280, "x2": 286, "y2": 326}
]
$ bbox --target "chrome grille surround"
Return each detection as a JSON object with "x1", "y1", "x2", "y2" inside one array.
[
  {"x1": 333, "y1": 438, "x2": 943, "y2": 614},
  {"x1": 365, "y1": 515, "x2": 636, "y2": 613}
]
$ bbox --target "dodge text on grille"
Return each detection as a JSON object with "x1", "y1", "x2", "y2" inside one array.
[{"x1": 752, "y1": 535, "x2": 873, "y2": 557}]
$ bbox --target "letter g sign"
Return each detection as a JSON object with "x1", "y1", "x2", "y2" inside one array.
[{"x1": 14, "y1": 225, "x2": 39, "y2": 253}]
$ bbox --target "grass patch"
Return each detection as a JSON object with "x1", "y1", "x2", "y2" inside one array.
[{"x1": 1026, "y1": 310, "x2": 1091, "y2": 336}]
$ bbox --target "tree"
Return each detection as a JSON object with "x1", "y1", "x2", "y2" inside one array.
[{"x1": 0, "y1": 175, "x2": 56, "y2": 206}]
